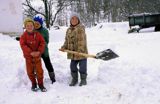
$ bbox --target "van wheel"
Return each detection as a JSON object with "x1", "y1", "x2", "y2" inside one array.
[{"x1": 155, "y1": 25, "x2": 160, "y2": 32}]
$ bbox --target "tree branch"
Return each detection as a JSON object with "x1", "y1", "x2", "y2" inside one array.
[{"x1": 23, "y1": 0, "x2": 45, "y2": 16}]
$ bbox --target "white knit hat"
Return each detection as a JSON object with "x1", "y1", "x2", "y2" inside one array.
[{"x1": 70, "y1": 12, "x2": 80, "y2": 20}]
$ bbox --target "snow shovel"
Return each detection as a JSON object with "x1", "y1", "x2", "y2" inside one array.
[{"x1": 60, "y1": 49, "x2": 119, "y2": 61}]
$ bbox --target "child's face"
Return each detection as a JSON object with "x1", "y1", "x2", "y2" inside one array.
[
  {"x1": 25, "y1": 22, "x2": 34, "y2": 32},
  {"x1": 34, "y1": 21, "x2": 41, "y2": 29},
  {"x1": 71, "y1": 16, "x2": 79, "y2": 26}
]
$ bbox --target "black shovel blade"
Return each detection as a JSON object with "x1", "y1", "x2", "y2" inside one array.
[{"x1": 95, "y1": 49, "x2": 119, "y2": 61}]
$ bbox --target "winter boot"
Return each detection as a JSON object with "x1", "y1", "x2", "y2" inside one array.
[
  {"x1": 49, "y1": 72, "x2": 56, "y2": 84},
  {"x1": 31, "y1": 83, "x2": 38, "y2": 92},
  {"x1": 39, "y1": 84, "x2": 47, "y2": 92},
  {"x1": 69, "y1": 72, "x2": 78, "y2": 86},
  {"x1": 79, "y1": 74, "x2": 87, "y2": 86}
]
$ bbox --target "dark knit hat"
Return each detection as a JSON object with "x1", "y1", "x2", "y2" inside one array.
[{"x1": 33, "y1": 15, "x2": 43, "y2": 25}]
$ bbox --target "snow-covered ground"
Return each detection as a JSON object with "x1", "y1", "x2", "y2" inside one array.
[{"x1": 0, "y1": 22, "x2": 160, "y2": 104}]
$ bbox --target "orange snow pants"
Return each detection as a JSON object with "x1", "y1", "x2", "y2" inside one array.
[{"x1": 25, "y1": 58, "x2": 44, "y2": 85}]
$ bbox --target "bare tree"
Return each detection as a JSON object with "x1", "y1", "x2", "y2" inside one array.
[
  {"x1": 23, "y1": 0, "x2": 160, "y2": 27},
  {"x1": 23, "y1": 0, "x2": 73, "y2": 29}
]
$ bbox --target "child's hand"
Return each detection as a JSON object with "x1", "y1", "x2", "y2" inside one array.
[
  {"x1": 59, "y1": 48, "x2": 65, "y2": 52},
  {"x1": 34, "y1": 51, "x2": 40, "y2": 57},
  {"x1": 30, "y1": 52, "x2": 36, "y2": 57},
  {"x1": 31, "y1": 51, "x2": 40, "y2": 57}
]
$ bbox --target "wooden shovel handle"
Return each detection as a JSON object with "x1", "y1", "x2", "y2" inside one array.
[{"x1": 62, "y1": 49, "x2": 96, "y2": 58}]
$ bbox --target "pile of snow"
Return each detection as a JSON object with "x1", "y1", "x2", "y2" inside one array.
[{"x1": 0, "y1": 22, "x2": 160, "y2": 104}]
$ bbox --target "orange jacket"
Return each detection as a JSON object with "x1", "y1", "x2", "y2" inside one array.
[{"x1": 20, "y1": 31, "x2": 45, "y2": 59}]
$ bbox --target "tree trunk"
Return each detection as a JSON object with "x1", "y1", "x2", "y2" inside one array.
[{"x1": 43, "y1": 0, "x2": 50, "y2": 28}]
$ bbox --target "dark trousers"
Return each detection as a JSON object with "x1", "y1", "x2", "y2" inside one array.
[
  {"x1": 70, "y1": 59, "x2": 87, "y2": 74},
  {"x1": 41, "y1": 54, "x2": 54, "y2": 73}
]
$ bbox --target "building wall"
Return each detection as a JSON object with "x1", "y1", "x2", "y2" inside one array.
[{"x1": 0, "y1": 0, "x2": 23, "y2": 35}]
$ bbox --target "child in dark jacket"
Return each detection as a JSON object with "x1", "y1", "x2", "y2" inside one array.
[
  {"x1": 20, "y1": 18, "x2": 47, "y2": 92},
  {"x1": 33, "y1": 15, "x2": 56, "y2": 84}
]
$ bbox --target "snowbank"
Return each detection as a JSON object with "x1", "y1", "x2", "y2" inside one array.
[{"x1": 0, "y1": 22, "x2": 160, "y2": 104}]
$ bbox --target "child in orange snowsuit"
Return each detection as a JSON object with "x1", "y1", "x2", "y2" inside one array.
[{"x1": 20, "y1": 18, "x2": 47, "y2": 92}]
